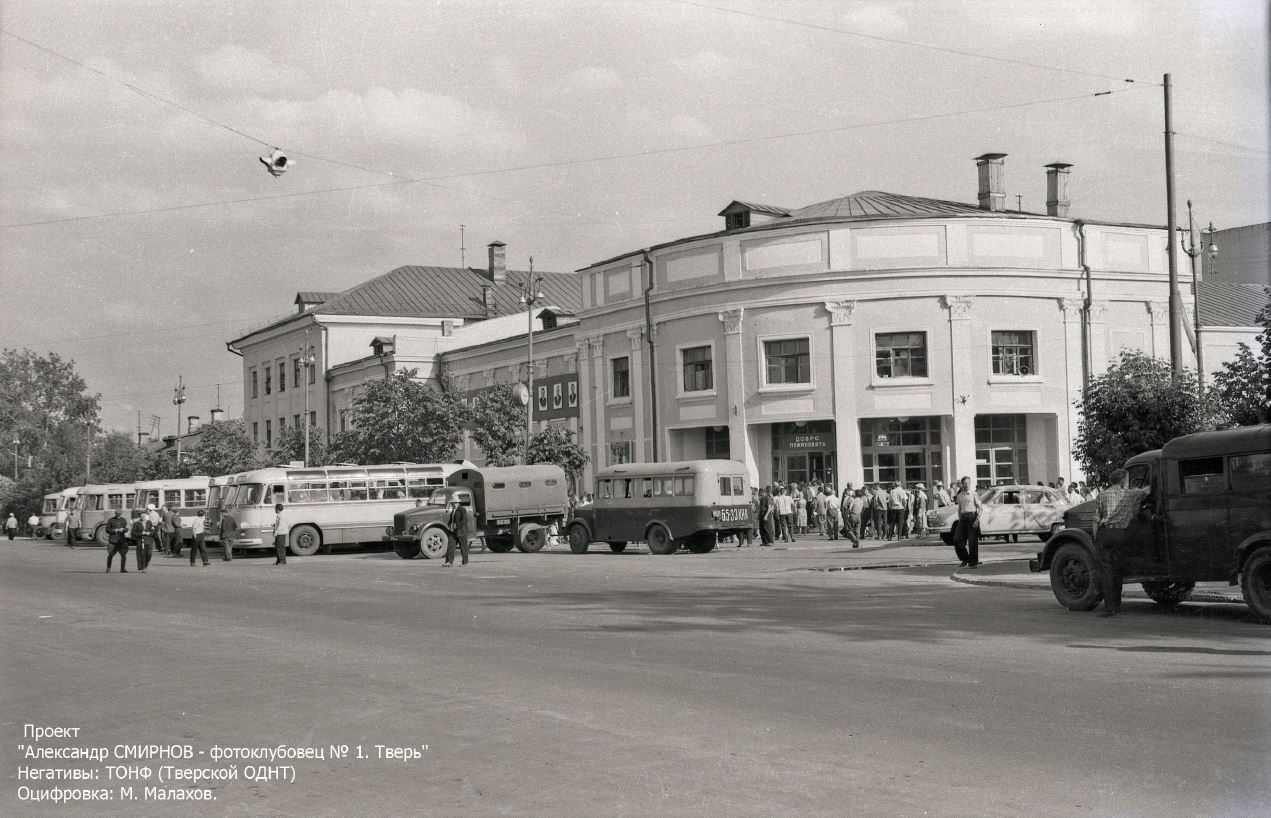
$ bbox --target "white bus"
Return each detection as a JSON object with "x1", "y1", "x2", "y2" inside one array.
[
  {"x1": 38, "y1": 487, "x2": 80, "y2": 540},
  {"x1": 222, "y1": 463, "x2": 461, "y2": 556},
  {"x1": 132, "y1": 476, "x2": 210, "y2": 542},
  {"x1": 75, "y1": 483, "x2": 136, "y2": 544}
]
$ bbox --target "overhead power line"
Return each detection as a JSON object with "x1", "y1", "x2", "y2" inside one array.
[
  {"x1": 1174, "y1": 132, "x2": 1271, "y2": 157},
  {"x1": 665, "y1": 0, "x2": 1148, "y2": 85}
]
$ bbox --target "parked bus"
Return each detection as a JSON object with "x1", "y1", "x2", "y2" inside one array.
[
  {"x1": 132, "y1": 476, "x2": 211, "y2": 542},
  {"x1": 566, "y1": 460, "x2": 751, "y2": 554},
  {"x1": 37, "y1": 487, "x2": 80, "y2": 540},
  {"x1": 75, "y1": 483, "x2": 137, "y2": 545},
  {"x1": 223, "y1": 463, "x2": 461, "y2": 556}
]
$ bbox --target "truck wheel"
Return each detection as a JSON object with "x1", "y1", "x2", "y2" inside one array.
[
  {"x1": 393, "y1": 540, "x2": 422, "y2": 560},
  {"x1": 485, "y1": 536, "x2": 514, "y2": 553},
  {"x1": 1141, "y1": 580, "x2": 1195, "y2": 608},
  {"x1": 687, "y1": 534, "x2": 716, "y2": 554},
  {"x1": 419, "y1": 527, "x2": 450, "y2": 560},
  {"x1": 607, "y1": 541, "x2": 627, "y2": 554},
  {"x1": 516, "y1": 523, "x2": 546, "y2": 553},
  {"x1": 567, "y1": 524, "x2": 590, "y2": 554},
  {"x1": 1240, "y1": 547, "x2": 1271, "y2": 624},
  {"x1": 288, "y1": 524, "x2": 322, "y2": 557},
  {"x1": 647, "y1": 523, "x2": 676, "y2": 555},
  {"x1": 95, "y1": 525, "x2": 109, "y2": 546},
  {"x1": 1049, "y1": 542, "x2": 1103, "y2": 611}
]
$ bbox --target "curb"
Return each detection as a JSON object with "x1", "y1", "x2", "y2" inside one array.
[{"x1": 949, "y1": 570, "x2": 1245, "y2": 603}]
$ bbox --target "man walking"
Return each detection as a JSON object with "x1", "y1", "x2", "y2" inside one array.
[
  {"x1": 27, "y1": 512, "x2": 40, "y2": 539},
  {"x1": 443, "y1": 498, "x2": 471, "y2": 567},
  {"x1": 843, "y1": 489, "x2": 864, "y2": 548},
  {"x1": 104, "y1": 508, "x2": 129, "y2": 573},
  {"x1": 189, "y1": 510, "x2": 210, "y2": 567},
  {"x1": 953, "y1": 476, "x2": 982, "y2": 568},
  {"x1": 4, "y1": 513, "x2": 17, "y2": 541},
  {"x1": 1092, "y1": 468, "x2": 1150, "y2": 618},
  {"x1": 773, "y1": 487, "x2": 795, "y2": 543}
]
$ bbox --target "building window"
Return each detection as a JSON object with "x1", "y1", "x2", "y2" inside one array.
[
  {"x1": 265, "y1": 420, "x2": 272, "y2": 448},
  {"x1": 705, "y1": 426, "x2": 730, "y2": 459},
  {"x1": 278, "y1": 417, "x2": 286, "y2": 435},
  {"x1": 252, "y1": 422, "x2": 259, "y2": 443},
  {"x1": 309, "y1": 411, "x2": 317, "y2": 429},
  {"x1": 278, "y1": 361, "x2": 286, "y2": 392},
  {"x1": 293, "y1": 357, "x2": 301, "y2": 389},
  {"x1": 339, "y1": 410, "x2": 348, "y2": 433},
  {"x1": 991, "y1": 331, "x2": 1036, "y2": 376},
  {"x1": 764, "y1": 338, "x2": 810, "y2": 385},
  {"x1": 608, "y1": 440, "x2": 633, "y2": 465},
  {"x1": 264, "y1": 366, "x2": 272, "y2": 395},
  {"x1": 308, "y1": 351, "x2": 316, "y2": 384},
  {"x1": 876, "y1": 332, "x2": 928, "y2": 379},
  {"x1": 975, "y1": 414, "x2": 1028, "y2": 486},
  {"x1": 681, "y1": 345, "x2": 714, "y2": 392},
  {"x1": 611, "y1": 356, "x2": 630, "y2": 399},
  {"x1": 725, "y1": 211, "x2": 749, "y2": 231},
  {"x1": 293, "y1": 414, "x2": 302, "y2": 429},
  {"x1": 250, "y1": 369, "x2": 258, "y2": 399}
]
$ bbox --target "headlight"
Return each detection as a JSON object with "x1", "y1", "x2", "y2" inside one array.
[
  {"x1": 409, "y1": 523, "x2": 420, "y2": 534},
  {"x1": 385, "y1": 526, "x2": 393, "y2": 537}
]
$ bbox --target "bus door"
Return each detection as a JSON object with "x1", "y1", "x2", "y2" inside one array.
[
  {"x1": 1118, "y1": 462, "x2": 1168, "y2": 578},
  {"x1": 1166, "y1": 455, "x2": 1230, "y2": 579}
]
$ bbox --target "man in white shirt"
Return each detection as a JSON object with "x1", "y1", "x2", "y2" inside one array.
[
  {"x1": 773, "y1": 488, "x2": 795, "y2": 543},
  {"x1": 189, "y1": 510, "x2": 209, "y2": 567}
]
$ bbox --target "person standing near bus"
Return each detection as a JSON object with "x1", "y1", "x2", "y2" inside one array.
[
  {"x1": 104, "y1": 509, "x2": 129, "y2": 573},
  {"x1": 273, "y1": 503, "x2": 288, "y2": 565},
  {"x1": 1092, "y1": 468, "x2": 1149, "y2": 618},
  {"x1": 758, "y1": 487, "x2": 774, "y2": 546},
  {"x1": 162, "y1": 505, "x2": 180, "y2": 558},
  {"x1": 189, "y1": 510, "x2": 209, "y2": 567},
  {"x1": 27, "y1": 512, "x2": 40, "y2": 539},
  {"x1": 65, "y1": 507, "x2": 79, "y2": 548},
  {"x1": 443, "y1": 499, "x2": 470, "y2": 567},
  {"x1": 773, "y1": 487, "x2": 794, "y2": 543}
]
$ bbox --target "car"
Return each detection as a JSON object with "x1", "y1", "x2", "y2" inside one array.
[{"x1": 927, "y1": 484, "x2": 1071, "y2": 544}]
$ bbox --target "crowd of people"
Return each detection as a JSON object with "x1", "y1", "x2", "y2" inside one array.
[
  {"x1": 101, "y1": 503, "x2": 228, "y2": 573},
  {"x1": 748, "y1": 478, "x2": 949, "y2": 548}
]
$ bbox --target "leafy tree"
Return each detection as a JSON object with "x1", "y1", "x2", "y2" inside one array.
[
  {"x1": 185, "y1": 419, "x2": 265, "y2": 476},
  {"x1": 90, "y1": 431, "x2": 147, "y2": 483},
  {"x1": 527, "y1": 426, "x2": 590, "y2": 497},
  {"x1": 467, "y1": 383, "x2": 527, "y2": 466},
  {"x1": 330, "y1": 369, "x2": 465, "y2": 464},
  {"x1": 1210, "y1": 290, "x2": 1271, "y2": 426},
  {"x1": 1074, "y1": 351, "x2": 1220, "y2": 485},
  {"x1": 269, "y1": 424, "x2": 332, "y2": 467}
]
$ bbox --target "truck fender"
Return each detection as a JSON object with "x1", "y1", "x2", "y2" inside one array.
[
  {"x1": 1039, "y1": 527, "x2": 1095, "y2": 570},
  {"x1": 1233, "y1": 533, "x2": 1271, "y2": 583},
  {"x1": 567, "y1": 518, "x2": 594, "y2": 541}
]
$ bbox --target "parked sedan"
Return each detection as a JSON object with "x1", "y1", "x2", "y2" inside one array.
[{"x1": 928, "y1": 485, "x2": 1072, "y2": 543}]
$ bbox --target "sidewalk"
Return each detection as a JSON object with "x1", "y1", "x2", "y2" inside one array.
[{"x1": 950, "y1": 560, "x2": 1246, "y2": 603}]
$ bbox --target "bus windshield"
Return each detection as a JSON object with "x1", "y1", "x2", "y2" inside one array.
[
  {"x1": 234, "y1": 484, "x2": 265, "y2": 507},
  {"x1": 42, "y1": 498, "x2": 58, "y2": 513}
]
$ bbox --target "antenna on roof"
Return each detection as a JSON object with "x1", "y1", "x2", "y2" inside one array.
[{"x1": 460, "y1": 224, "x2": 466, "y2": 268}]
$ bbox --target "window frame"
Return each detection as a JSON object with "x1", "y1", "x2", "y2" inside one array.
[
  {"x1": 989, "y1": 329, "x2": 1040, "y2": 379},
  {"x1": 873, "y1": 330, "x2": 931, "y2": 383},
  {"x1": 250, "y1": 368, "x2": 258, "y2": 399},
  {"x1": 278, "y1": 359, "x2": 286, "y2": 392},
  {"x1": 609, "y1": 354, "x2": 632, "y2": 403},
  {"x1": 757, "y1": 333, "x2": 814, "y2": 392},
  {"x1": 677, "y1": 341, "x2": 717, "y2": 397}
]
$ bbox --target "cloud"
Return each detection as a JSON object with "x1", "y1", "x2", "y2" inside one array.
[
  {"x1": 566, "y1": 65, "x2": 622, "y2": 93},
  {"x1": 671, "y1": 50, "x2": 731, "y2": 79},
  {"x1": 624, "y1": 105, "x2": 713, "y2": 142},
  {"x1": 841, "y1": 3, "x2": 911, "y2": 39},
  {"x1": 195, "y1": 45, "x2": 317, "y2": 98}
]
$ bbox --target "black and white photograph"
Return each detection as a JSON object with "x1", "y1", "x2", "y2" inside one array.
[{"x1": 1, "y1": 1, "x2": 1269, "y2": 815}]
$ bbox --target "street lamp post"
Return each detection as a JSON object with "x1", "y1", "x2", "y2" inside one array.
[
  {"x1": 519, "y1": 260, "x2": 546, "y2": 464},
  {"x1": 12, "y1": 436, "x2": 18, "y2": 481},
  {"x1": 172, "y1": 376, "x2": 186, "y2": 472},
  {"x1": 1179, "y1": 200, "x2": 1218, "y2": 394},
  {"x1": 299, "y1": 342, "x2": 317, "y2": 466}
]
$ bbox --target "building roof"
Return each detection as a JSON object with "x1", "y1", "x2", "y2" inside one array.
[
  {"x1": 718, "y1": 200, "x2": 791, "y2": 217},
  {"x1": 230, "y1": 265, "x2": 581, "y2": 348},
  {"x1": 294, "y1": 291, "x2": 339, "y2": 306},
  {"x1": 788, "y1": 190, "x2": 1027, "y2": 221},
  {"x1": 1197, "y1": 281, "x2": 1269, "y2": 327}
]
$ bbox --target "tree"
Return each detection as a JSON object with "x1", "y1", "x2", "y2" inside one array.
[
  {"x1": 330, "y1": 369, "x2": 465, "y2": 464},
  {"x1": 1210, "y1": 289, "x2": 1271, "y2": 426},
  {"x1": 466, "y1": 383, "x2": 527, "y2": 466},
  {"x1": 526, "y1": 426, "x2": 590, "y2": 497},
  {"x1": 185, "y1": 419, "x2": 265, "y2": 477},
  {"x1": 269, "y1": 424, "x2": 332, "y2": 467},
  {"x1": 90, "y1": 431, "x2": 147, "y2": 483},
  {"x1": 1074, "y1": 351, "x2": 1221, "y2": 485}
]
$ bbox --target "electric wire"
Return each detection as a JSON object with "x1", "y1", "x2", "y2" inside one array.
[{"x1": 1174, "y1": 132, "x2": 1271, "y2": 156}]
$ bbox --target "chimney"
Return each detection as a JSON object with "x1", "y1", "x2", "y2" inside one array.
[
  {"x1": 209, "y1": 408, "x2": 225, "y2": 424},
  {"x1": 1045, "y1": 163, "x2": 1072, "y2": 218},
  {"x1": 975, "y1": 153, "x2": 1008, "y2": 212},
  {"x1": 481, "y1": 285, "x2": 496, "y2": 318},
  {"x1": 187, "y1": 416, "x2": 200, "y2": 433},
  {"x1": 487, "y1": 241, "x2": 506, "y2": 284}
]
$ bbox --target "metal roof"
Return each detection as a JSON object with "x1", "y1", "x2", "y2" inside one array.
[
  {"x1": 294, "y1": 291, "x2": 339, "y2": 305},
  {"x1": 1197, "y1": 281, "x2": 1268, "y2": 327},
  {"x1": 788, "y1": 190, "x2": 1023, "y2": 221},
  {"x1": 1162, "y1": 424, "x2": 1271, "y2": 461},
  {"x1": 717, "y1": 200, "x2": 791, "y2": 217}
]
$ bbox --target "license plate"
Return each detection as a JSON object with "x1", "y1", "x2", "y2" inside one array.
[
  {"x1": 494, "y1": 518, "x2": 511, "y2": 525},
  {"x1": 717, "y1": 507, "x2": 750, "y2": 523}
]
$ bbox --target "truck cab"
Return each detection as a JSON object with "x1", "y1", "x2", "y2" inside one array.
[{"x1": 1030, "y1": 425, "x2": 1271, "y2": 621}]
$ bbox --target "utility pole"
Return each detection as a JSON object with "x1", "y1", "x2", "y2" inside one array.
[
  {"x1": 172, "y1": 376, "x2": 187, "y2": 472},
  {"x1": 1163, "y1": 73, "x2": 1183, "y2": 377},
  {"x1": 300, "y1": 340, "x2": 316, "y2": 466},
  {"x1": 1180, "y1": 200, "x2": 1219, "y2": 395},
  {"x1": 11, "y1": 436, "x2": 18, "y2": 481},
  {"x1": 520, "y1": 258, "x2": 546, "y2": 464}
]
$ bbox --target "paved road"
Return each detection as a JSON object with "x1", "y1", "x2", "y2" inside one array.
[{"x1": 2, "y1": 538, "x2": 1268, "y2": 817}]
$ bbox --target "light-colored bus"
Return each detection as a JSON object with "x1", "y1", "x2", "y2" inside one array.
[
  {"x1": 566, "y1": 460, "x2": 752, "y2": 554},
  {"x1": 132, "y1": 476, "x2": 210, "y2": 541},
  {"x1": 37, "y1": 487, "x2": 80, "y2": 540},
  {"x1": 75, "y1": 483, "x2": 137, "y2": 544},
  {"x1": 223, "y1": 463, "x2": 461, "y2": 556}
]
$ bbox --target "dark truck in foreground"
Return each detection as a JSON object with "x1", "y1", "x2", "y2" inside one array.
[
  {"x1": 387, "y1": 465, "x2": 569, "y2": 559},
  {"x1": 1029, "y1": 425, "x2": 1271, "y2": 622}
]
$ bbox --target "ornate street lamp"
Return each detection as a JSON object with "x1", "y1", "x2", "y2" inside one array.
[
  {"x1": 1180, "y1": 200, "x2": 1218, "y2": 394},
  {"x1": 299, "y1": 342, "x2": 317, "y2": 466},
  {"x1": 518, "y1": 259, "x2": 546, "y2": 464},
  {"x1": 172, "y1": 376, "x2": 187, "y2": 470}
]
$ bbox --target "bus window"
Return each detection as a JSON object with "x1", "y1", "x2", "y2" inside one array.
[
  {"x1": 1179, "y1": 457, "x2": 1226, "y2": 495},
  {"x1": 407, "y1": 478, "x2": 435, "y2": 499},
  {"x1": 675, "y1": 477, "x2": 695, "y2": 496},
  {"x1": 622, "y1": 479, "x2": 634, "y2": 499},
  {"x1": 456, "y1": 491, "x2": 473, "y2": 507},
  {"x1": 43, "y1": 498, "x2": 58, "y2": 513},
  {"x1": 1231, "y1": 453, "x2": 1271, "y2": 491},
  {"x1": 328, "y1": 480, "x2": 350, "y2": 502},
  {"x1": 164, "y1": 489, "x2": 182, "y2": 507},
  {"x1": 598, "y1": 480, "x2": 612, "y2": 500},
  {"x1": 240, "y1": 484, "x2": 265, "y2": 506},
  {"x1": 641, "y1": 478, "x2": 653, "y2": 498},
  {"x1": 718, "y1": 477, "x2": 731, "y2": 496},
  {"x1": 108, "y1": 493, "x2": 124, "y2": 510},
  {"x1": 125, "y1": 493, "x2": 136, "y2": 509},
  {"x1": 348, "y1": 480, "x2": 368, "y2": 501},
  {"x1": 654, "y1": 477, "x2": 672, "y2": 496},
  {"x1": 185, "y1": 489, "x2": 207, "y2": 507},
  {"x1": 731, "y1": 477, "x2": 744, "y2": 496}
]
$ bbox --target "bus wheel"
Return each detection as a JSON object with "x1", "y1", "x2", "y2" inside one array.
[
  {"x1": 419, "y1": 527, "x2": 450, "y2": 560},
  {"x1": 393, "y1": 540, "x2": 422, "y2": 560},
  {"x1": 485, "y1": 536, "x2": 514, "y2": 553},
  {"x1": 567, "y1": 525, "x2": 590, "y2": 554},
  {"x1": 288, "y1": 524, "x2": 322, "y2": 557},
  {"x1": 516, "y1": 523, "x2": 546, "y2": 553},
  {"x1": 646, "y1": 524, "x2": 676, "y2": 555},
  {"x1": 1240, "y1": 547, "x2": 1271, "y2": 624},
  {"x1": 687, "y1": 534, "x2": 715, "y2": 554},
  {"x1": 94, "y1": 525, "x2": 109, "y2": 546},
  {"x1": 607, "y1": 541, "x2": 627, "y2": 554},
  {"x1": 1048, "y1": 543, "x2": 1102, "y2": 611}
]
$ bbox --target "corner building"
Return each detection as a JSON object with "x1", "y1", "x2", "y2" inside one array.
[{"x1": 574, "y1": 156, "x2": 1185, "y2": 489}]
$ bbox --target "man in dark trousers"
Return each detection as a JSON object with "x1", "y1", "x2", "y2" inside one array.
[
  {"x1": 953, "y1": 475, "x2": 982, "y2": 568},
  {"x1": 104, "y1": 509, "x2": 130, "y2": 573},
  {"x1": 443, "y1": 498, "x2": 471, "y2": 567},
  {"x1": 757, "y1": 487, "x2": 774, "y2": 546},
  {"x1": 1093, "y1": 468, "x2": 1150, "y2": 618},
  {"x1": 273, "y1": 503, "x2": 288, "y2": 565}
]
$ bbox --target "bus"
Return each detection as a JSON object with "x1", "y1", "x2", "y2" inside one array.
[
  {"x1": 37, "y1": 487, "x2": 80, "y2": 540},
  {"x1": 222, "y1": 463, "x2": 461, "y2": 556},
  {"x1": 75, "y1": 483, "x2": 137, "y2": 545},
  {"x1": 565, "y1": 460, "x2": 751, "y2": 554},
  {"x1": 132, "y1": 476, "x2": 211, "y2": 542}
]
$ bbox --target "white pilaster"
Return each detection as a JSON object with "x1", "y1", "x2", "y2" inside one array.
[
  {"x1": 824, "y1": 299, "x2": 862, "y2": 487},
  {"x1": 627, "y1": 327, "x2": 646, "y2": 462},
  {"x1": 718, "y1": 308, "x2": 757, "y2": 485},
  {"x1": 945, "y1": 295, "x2": 977, "y2": 482}
]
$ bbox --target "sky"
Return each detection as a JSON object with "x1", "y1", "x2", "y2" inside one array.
[{"x1": 1, "y1": 0, "x2": 1267, "y2": 436}]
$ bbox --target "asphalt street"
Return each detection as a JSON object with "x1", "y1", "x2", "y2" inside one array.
[{"x1": 2, "y1": 536, "x2": 1268, "y2": 817}]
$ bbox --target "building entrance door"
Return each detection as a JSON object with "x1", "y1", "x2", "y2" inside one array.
[
  {"x1": 770, "y1": 421, "x2": 835, "y2": 486},
  {"x1": 859, "y1": 417, "x2": 943, "y2": 487}
]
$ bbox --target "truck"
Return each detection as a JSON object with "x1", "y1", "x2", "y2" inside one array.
[
  {"x1": 1029, "y1": 424, "x2": 1271, "y2": 622},
  {"x1": 387, "y1": 464, "x2": 570, "y2": 559}
]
